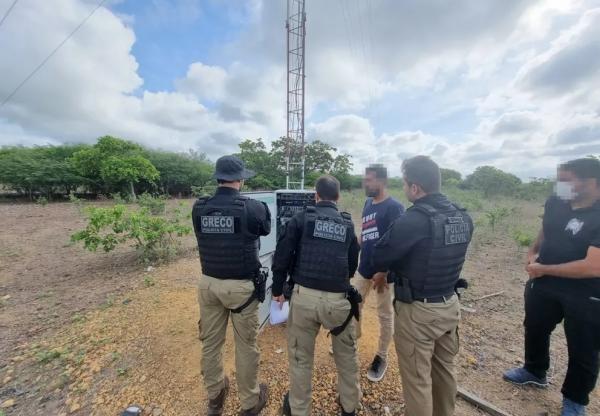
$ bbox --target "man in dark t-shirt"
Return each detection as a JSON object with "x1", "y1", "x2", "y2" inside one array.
[
  {"x1": 353, "y1": 164, "x2": 404, "y2": 382},
  {"x1": 504, "y1": 158, "x2": 600, "y2": 416}
]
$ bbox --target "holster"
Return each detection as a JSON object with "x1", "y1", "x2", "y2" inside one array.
[
  {"x1": 283, "y1": 277, "x2": 295, "y2": 301},
  {"x1": 454, "y1": 278, "x2": 468, "y2": 299},
  {"x1": 230, "y1": 268, "x2": 267, "y2": 314},
  {"x1": 394, "y1": 276, "x2": 414, "y2": 304},
  {"x1": 330, "y1": 286, "x2": 363, "y2": 337}
]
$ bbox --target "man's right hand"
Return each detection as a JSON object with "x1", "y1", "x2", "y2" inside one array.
[
  {"x1": 527, "y1": 251, "x2": 539, "y2": 265},
  {"x1": 372, "y1": 272, "x2": 388, "y2": 293},
  {"x1": 273, "y1": 295, "x2": 286, "y2": 309}
]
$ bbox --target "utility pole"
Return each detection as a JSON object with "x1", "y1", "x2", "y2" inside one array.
[{"x1": 285, "y1": 0, "x2": 306, "y2": 189}]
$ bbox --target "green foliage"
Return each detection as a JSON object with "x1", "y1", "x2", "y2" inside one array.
[
  {"x1": 145, "y1": 149, "x2": 212, "y2": 195},
  {"x1": 71, "y1": 203, "x2": 192, "y2": 263},
  {"x1": 191, "y1": 185, "x2": 216, "y2": 197},
  {"x1": 236, "y1": 137, "x2": 354, "y2": 190},
  {"x1": 0, "y1": 145, "x2": 90, "y2": 199},
  {"x1": 463, "y1": 166, "x2": 522, "y2": 198},
  {"x1": 513, "y1": 229, "x2": 535, "y2": 248},
  {"x1": 485, "y1": 207, "x2": 511, "y2": 230},
  {"x1": 517, "y1": 178, "x2": 554, "y2": 201},
  {"x1": 36, "y1": 348, "x2": 64, "y2": 364},
  {"x1": 136, "y1": 193, "x2": 167, "y2": 215},
  {"x1": 35, "y1": 196, "x2": 48, "y2": 206},
  {"x1": 441, "y1": 168, "x2": 462, "y2": 184},
  {"x1": 143, "y1": 275, "x2": 155, "y2": 287},
  {"x1": 70, "y1": 136, "x2": 159, "y2": 199}
]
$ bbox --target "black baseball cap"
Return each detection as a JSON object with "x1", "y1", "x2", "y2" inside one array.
[{"x1": 212, "y1": 155, "x2": 256, "y2": 181}]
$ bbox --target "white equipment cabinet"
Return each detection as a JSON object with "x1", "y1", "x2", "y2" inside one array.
[{"x1": 243, "y1": 190, "x2": 315, "y2": 327}]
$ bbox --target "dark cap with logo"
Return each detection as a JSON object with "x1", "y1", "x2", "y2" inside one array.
[{"x1": 212, "y1": 155, "x2": 256, "y2": 181}]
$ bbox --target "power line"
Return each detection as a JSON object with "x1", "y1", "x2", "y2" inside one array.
[
  {"x1": 1, "y1": 0, "x2": 108, "y2": 107},
  {"x1": 0, "y1": 0, "x2": 19, "y2": 29}
]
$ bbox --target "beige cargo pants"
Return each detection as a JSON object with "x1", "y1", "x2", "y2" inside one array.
[
  {"x1": 287, "y1": 285, "x2": 361, "y2": 416},
  {"x1": 394, "y1": 295, "x2": 460, "y2": 416},
  {"x1": 197, "y1": 274, "x2": 260, "y2": 410},
  {"x1": 352, "y1": 273, "x2": 394, "y2": 360}
]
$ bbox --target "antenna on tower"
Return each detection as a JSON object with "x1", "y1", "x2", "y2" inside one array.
[{"x1": 285, "y1": 0, "x2": 306, "y2": 190}]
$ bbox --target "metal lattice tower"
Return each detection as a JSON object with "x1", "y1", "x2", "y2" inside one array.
[{"x1": 285, "y1": 0, "x2": 306, "y2": 189}]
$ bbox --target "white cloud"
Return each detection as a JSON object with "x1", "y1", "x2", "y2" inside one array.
[{"x1": 1, "y1": 0, "x2": 599, "y2": 181}]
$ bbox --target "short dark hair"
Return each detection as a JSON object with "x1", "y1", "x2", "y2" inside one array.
[
  {"x1": 559, "y1": 158, "x2": 600, "y2": 185},
  {"x1": 365, "y1": 164, "x2": 388, "y2": 182},
  {"x1": 402, "y1": 156, "x2": 441, "y2": 193},
  {"x1": 315, "y1": 175, "x2": 340, "y2": 201}
]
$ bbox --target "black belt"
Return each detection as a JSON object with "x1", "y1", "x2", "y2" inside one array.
[{"x1": 413, "y1": 293, "x2": 455, "y2": 303}]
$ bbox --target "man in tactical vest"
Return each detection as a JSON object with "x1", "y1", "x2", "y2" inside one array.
[
  {"x1": 272, "y1": 175, "x2": 361, "y2": 416},
  {"x1": 192, "y1": 155, "x2": 271, "y2": 416},
  {"x1": 373, "y1": 156, "x2": 473, "y2": 416}
]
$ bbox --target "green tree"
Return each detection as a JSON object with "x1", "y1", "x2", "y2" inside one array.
[
  {"x1": 145, "y1": 150, "x2": 212, "y2": 195},
  {"x1": 463, "y1": 166, "x2": 522, "y2": 197},
  {"x1": 71, "y1": 136, "x2": 159, "y2": 199},
  {"x1": 440, "y1": 168, "x2": 462, "y2": 185},
  {"x1": 0, "y1": 145, "x2": 90, "y2": 199}
]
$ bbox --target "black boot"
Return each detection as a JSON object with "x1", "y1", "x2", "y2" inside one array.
[
  {"x1": 281, "y1": 392, "x2": 292, "y2": 416},
  {"x1": 207, "y1": 376, "x2": 229, "y2": 416},
  {"x1": 341, "y1": 410, "x2": 355, "y2": 416},
  {"x1": 239, "y1": 383, "x2": 268, "y2": 416}
]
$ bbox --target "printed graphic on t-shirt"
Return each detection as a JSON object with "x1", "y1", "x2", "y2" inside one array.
[
  {"x1": 565, "y1": 218, "x2": 584, "y2": 236},
  {"x1": 362, "y1": 212, "x2": 379, "y2": 242}
]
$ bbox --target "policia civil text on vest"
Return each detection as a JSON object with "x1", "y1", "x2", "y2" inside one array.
[{"x1": 393, "y1": 202, "x2": 473, "y2": 304}]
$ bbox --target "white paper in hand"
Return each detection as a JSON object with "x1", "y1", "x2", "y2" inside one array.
[{"x1": 269, "y1": 300, "x2": 289, "y2": 325}]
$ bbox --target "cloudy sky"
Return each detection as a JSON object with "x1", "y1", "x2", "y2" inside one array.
[{"x1": 1, "y1": 0, "x2": 599, "y2": 179}]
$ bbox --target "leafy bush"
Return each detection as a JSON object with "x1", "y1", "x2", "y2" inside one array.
[
  {"x1": 71, "y1": 204, "x2": 192, "y2": 263},
  {"x1": 35, "y1": 196, "x2": 48, "y2": 206},
  {"x1": 463, "y1": 166, "x2": 522, "y2": 197},
  {"x1": 485, "y1": 207, "x2": 511, "y2": 230},
  {"x1": 513, "y1": 230, "x2": 535, "y2": 248},
  {"x1": 191, "y1": 185, "x2": 216, "y2": 197},
  {"x1": 137, "y1": 193, "x2": 167, "y2": 215},
  {"x1": 110, "y1": 192, "x2": 133, "y2": 205}
]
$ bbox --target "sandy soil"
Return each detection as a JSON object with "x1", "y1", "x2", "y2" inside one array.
[{"x1": 0, "y1": 200, "x2": 598, "y2": 416}]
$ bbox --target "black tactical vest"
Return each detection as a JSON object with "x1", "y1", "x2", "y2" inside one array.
[
  {"x1": 193, "y1": 195, "x2": 260, "y2": 279},
  {"x1": 407, "y1": 202, "x2": 473, "y2": 298},
  {"x1": 292, "y1": 206, "x2": 353, "y2": 292}
]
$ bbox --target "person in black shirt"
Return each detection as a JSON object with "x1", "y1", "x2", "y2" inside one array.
[
  {"x1": 272, "y1": 175, "x2": 361, "y2": 416},
  {"x1": 504, "y1": 158, "x2": 600, "y2": 416},
  {"x1": 192, "y1": 155, "x2": 271, "y2": 416}
]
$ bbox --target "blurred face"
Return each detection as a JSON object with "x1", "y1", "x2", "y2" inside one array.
[
  {"x1": 364, "y1": 171, "x2": 384, "y2": 198},
  {"x1": 556, "y1": 169, "x2": 596, "y2": 202}
]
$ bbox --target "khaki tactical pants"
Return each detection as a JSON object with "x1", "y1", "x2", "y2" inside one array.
[
  {"x1": 288, "y1": 285, "x2": 361, "y2": 416},
  {"x1": 197, "y1": 274, "x2": 260, "y2": 410},
  {"x1": 352, "y1": 273, "x2": 394, "y2": 360},
  {"x1": 394, "y1": 295, "x2": 460, "y2": 416}
]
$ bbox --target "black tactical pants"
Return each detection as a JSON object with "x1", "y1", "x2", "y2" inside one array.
[{"x1": 523, "y1": 277, "x2": 600, "y2": 405}]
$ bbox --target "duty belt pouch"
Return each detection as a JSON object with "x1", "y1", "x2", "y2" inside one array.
[{"x1": 394, "y1": 277, "x2": 414, "y2": 304}]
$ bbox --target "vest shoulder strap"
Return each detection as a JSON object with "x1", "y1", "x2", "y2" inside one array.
[
  {"x1": 194, "y1": 196, "x2": 210, "y2": 207},
  {"x1": 412, "y1": 203, "x2": 438, "y2": 216}
]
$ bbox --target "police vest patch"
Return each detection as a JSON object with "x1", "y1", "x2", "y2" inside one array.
[
  {"x1": 444, "y1": 220, "x2": 470, "y2": 245},
  {"x1": 313, "y1": 219, "x2": 347, "y2": 242},
  {"x1": 200, "y1": 215, "x2": 235, "y2": 234}
]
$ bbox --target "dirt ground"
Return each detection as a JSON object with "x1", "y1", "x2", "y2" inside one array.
[{"x1": 0, "y1": 200, "x2": 598, "y2": 416}]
